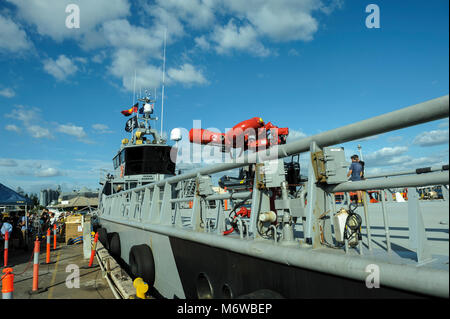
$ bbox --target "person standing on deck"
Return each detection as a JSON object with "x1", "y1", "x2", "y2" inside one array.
[{"x1": 347, "y1": 154, "x2": 364, "y2": 205}]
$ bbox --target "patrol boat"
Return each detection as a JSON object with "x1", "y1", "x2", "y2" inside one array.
[{"x1": 96, "y1": 94, "x2": 449, "y2": 299}]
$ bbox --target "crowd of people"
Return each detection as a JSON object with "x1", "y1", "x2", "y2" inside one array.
[{"x1": 0, "y1": 209, "x2": 70, "y2": 250}]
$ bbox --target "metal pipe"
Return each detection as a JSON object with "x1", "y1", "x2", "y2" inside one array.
[
  {"x1": 380, "y1": 190, "x2": 392, "y2": 253},
  {"x1": 163, "y1": 191, "x2": 252, "y2": 203},
  {"x1": 325, "y1": 171, "x2": 449, "y2": 193},
  {"x1": 206, "y1": 191, "x2": 252, "y2": 201},
  {"x1": 362, "y1": 191, "x2": 372, "y2": 250},
  {"x1": 365, "y1": 165, "x2": 449, "y2": 179}
]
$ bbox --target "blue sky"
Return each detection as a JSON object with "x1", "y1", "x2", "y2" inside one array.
[{"x1": 0, "y1": 0, "x2": 448, "y2": 194}]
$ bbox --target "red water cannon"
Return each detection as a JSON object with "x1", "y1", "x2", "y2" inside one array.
[{"x1": 189, "y1": 117, "x2": 289, "y2": 152}]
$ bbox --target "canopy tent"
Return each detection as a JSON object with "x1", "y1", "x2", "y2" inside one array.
[{"x1": 0, "y1": 182, "x2": 33, "y2": 206}]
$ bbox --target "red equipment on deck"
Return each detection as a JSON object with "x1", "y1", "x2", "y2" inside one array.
[{"x1": 189, "y1": 117, "x2": 289, "y2": 152}]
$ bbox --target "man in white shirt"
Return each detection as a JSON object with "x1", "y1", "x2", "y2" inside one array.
[{"x1": 1, "y1": 217, "x2": 13, "y2": 239}]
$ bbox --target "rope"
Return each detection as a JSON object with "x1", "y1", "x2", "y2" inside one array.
[
  {"x1": 1, "y1": 238, "x2": 39, "y2": 281},
  {"x1": 0, "y1": 249, "x2": 34, "y2": 283},
  {"x1": 11, "y1": 250, "x2": 35, "y2": 277}
]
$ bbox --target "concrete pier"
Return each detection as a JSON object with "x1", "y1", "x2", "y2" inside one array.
[{"x1": 2, "y1": 241, "x2": 115, "y2": 299}]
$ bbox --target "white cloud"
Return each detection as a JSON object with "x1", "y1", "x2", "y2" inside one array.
[
  {"x1": 4, "y1": 106, "x2": 91, "y2": 142},
  {"x1": 366, "y1": 152, "x2": 448, "y2": 175},
  {"x1": 6, "y1": 105, "x2": 39, "y2": 123},
  {"x1": 151, "y1": 0, "x2": 216, "y2": 30},
  {"x1": 92, "y1": 123, "x2": 113, "y2": 134},
  {"x1": 5, "y1": 0, "x2": 342, "y2": 92},
  {"x1": 0, "y1": 14, "x2": 33, "y2": 53},
  {"x1": 387, "y1": 136, "x2": 403, "y2": 143},
  {"x1": 288, "y1": 48, "x2": 300, "y2": 57},
  {"x1": 0, "y1": 158, "x2": 64, "y2": 180},
  {"x1": 438, "y1": 119, "x2": 449, "y2": 128},
  {"x1": 222, "y1": 0, "x2": 324, "y2": 42},
  {"x1": 5, "y1": 106, "x2": 54, "y2": 139},
  {"x1": 28, "y1": 125, "x2": 52, "y2": 139},
  {"x1": 354, "y1": 135, "x2": 379, "y2": 142},
  {"x1": 0, "y1": 87, "x2": 16, "y2": 98},
  {"x1": 0, "y1": 158, "x2": 18, "y2": 167},
  {"x1": 194, "y1": 35, "x2": 211, "y2": 50},
  {"x1": 108, "y1": 49, "x2": 163, "y2": 92},
  {"x1": 34, "y1": 167, "x2": 63, "y2": 178},
  {"x1": 211, "y1": 20, "x2": 270, "y2": 57},
  {"x1": 56, "y1": 124, "x2": 87, "y2": 139},
  {"x1": 7, "y1": 0, "x2": 130, "y2": 42},
  {"x1": 364, "y1": 146, "x2": 409, "y2": 167},
  {"x1": 101, "y1": 19, "x2": 163, "y2": 54},
  {"x1": 167, "y1": 63, "x2": 208, "y2": 86},
  {"x1": 5, "y1": 124, "x2": 20, "y2": 133},
  {"x1": 91, "y1": 51, "x2": 108, "y2": 64},
  {"x1": 43, "y1": 55, "x2": 79, "y2": 81},
  {"x1": 413, "y1": 130, "x2": 449, "y2": 147},
  {"x1": 287, "y1": 129, "x2": 307, "y2": 142}
]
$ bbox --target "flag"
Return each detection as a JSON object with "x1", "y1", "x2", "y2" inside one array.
[
  {"x1": 121, "y1": 103, "x2": 138, "y2": 116},
  {"x1": 125, "y1": 116, "x2": 138, "y2": 132}
]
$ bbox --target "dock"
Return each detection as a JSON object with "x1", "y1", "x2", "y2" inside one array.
[{"x1": 3, "y1": 241, "x2": 115, "y2": 299}]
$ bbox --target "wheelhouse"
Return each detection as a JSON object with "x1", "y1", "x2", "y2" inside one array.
[{"x1": 113, "y1": 145, "x2": 176, "y2": 176}]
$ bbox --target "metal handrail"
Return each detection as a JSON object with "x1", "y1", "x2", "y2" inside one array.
[{"x1": 104, "y1": 95, "x2": 448, "y2": 197}]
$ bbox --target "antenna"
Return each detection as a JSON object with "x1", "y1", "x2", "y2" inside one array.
[
  {"x1": 133, "y1": 69, "x2": 137, "y2": 105},
  {"x1": 160, "y1": 28, "x2": 167, "y2": 139},
  {"x1": 131, "y1": 69, "x2": 137, "y2": 141},
  {"x1": 357, "y1": 144, "x2": 364, "y2": 161}
]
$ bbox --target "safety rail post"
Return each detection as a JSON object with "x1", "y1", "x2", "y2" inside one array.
[
  {"x1": 3, "y1": 231, "x2": 8, "y2": 267},
  {"x1": 362, "y1": 191, "x2": 372, "y2": 250},
  {"x1": 28, "y1": 237, "x2": 47, "y2": 294},
  {"x1": 407, "y1": 187, "x2": 432, "y2": 264},
  {"x1": 53, "y1": 224, "x2": 57, "y2": 250},
  {"x1": 42, "y1": 229, "x2": 54, "y2": 265},
  {"x1": 2, "y1": 268, "x2": 14, "y2": 299},
  {"x1": 88, "y1": 232, "x2": 99, "y2": 267},
  {"x1": 380, "y1": 190, "x2": 392, "y2": 253},
  {"x1": 46, "y1": 229, "x2": 51, "y2": 263},
  {"x1": 32, "y1": 238, "x2": 39, "y2": 291},
  {"x1": 1, "y1": 268, "x2": 14, "y2": 299}
]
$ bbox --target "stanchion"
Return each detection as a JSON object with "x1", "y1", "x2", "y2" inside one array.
[
  {"x1": 82, "y1": 232, "x2": 99, "y2": 269},
  {"x1": 41, "y1": 229, "x2": 55, "y2": 265},
  {"x1": 53, "y1": 224, "x2": 57, "y2": 250},
  {"x1": 29, "y1": 238, "x2": 47, "y2": 295},
  {"x1": 89, "y1": 232, "x2": 98, "y2": 267},
  {"x1": 3, "y1": 231, "x2": 8, "y2": 267},
  {"x1": 1, "y1": 268, "x2": 14, "y2": 299}
]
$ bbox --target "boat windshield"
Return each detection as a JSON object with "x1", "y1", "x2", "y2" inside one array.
[{"x1": 125, "y1": 145, "x2": 176, "y2": 176}]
